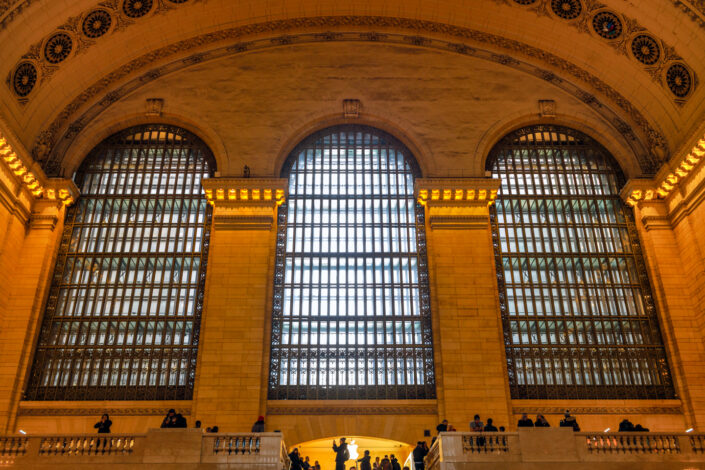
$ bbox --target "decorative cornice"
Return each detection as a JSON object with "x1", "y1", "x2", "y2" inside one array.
[
  {"x1": 201, "y1": 177, "x2": 287, "y2": 207},
  {"x1": 267, "y1": 405, "x2": 437, "y2": 415},
  {"x1": 17, "y1": 407, "x2": 191, "y2": 416},
  {"x1": 28, "y1": 213, "x2": 58, "y2": 230},
  {"x1": 512, "y1": 406, "x2": 682, "y2": 415},
  {"x1": 416, "y1": 177, "x2": 500, "y2": 207},
  {"x1": 35, "y1": 16, "x2": 667, "y2": 175},
  {"x1": 427, "y1": 215, "x2": 490, "y2": 230},
  {"x1": 213, "y1": 215, "x2": 275, "y2": 231}
]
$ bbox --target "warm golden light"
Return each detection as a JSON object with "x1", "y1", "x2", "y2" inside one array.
[
  {"x1": 431, "y1": 189, "x2": 440, "y2": 200},
  {"x1": 252, "y1": 189, "x2": 260, "y2": 200},
  {"x1": 443, "y1": 189, "x2": 451, "y2": 200},
  {"x1": 478, "y1": 189, "x2": 487, "y2": 200},
  {"x1": 216, "y1": 188, "x2": 224, "y2": 200},
  {"x1": 228, "y1": 189, "x2": 237, "y2": 200},
  {"x1": 264, "y1": 189, "x2": 272, "y2": 200},
  {"x1": 240, "y1": 189, "x2": 249, "y2": 200}
]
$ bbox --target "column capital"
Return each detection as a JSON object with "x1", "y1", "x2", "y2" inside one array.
[
  {"x1": 201, "y1": 177, "x2": 288, "y2": 230},
  {"x1": 415, "y1": 177, "x2": 500, "y2": 229}
]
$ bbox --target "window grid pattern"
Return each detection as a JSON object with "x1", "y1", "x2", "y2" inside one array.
[
  {"x1": 269, "y1": 126, "x2": 435, "y2": 400},
  {"x1": 489, "y1": 125, "x2": 674, "y2": 399},
  {"x1": 26, "y1": 125, "x2": 214, "y2": 401}
]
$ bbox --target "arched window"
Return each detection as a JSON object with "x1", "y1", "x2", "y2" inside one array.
[
  {"x1": 488, "y1": 125, "x2": 674, "y2": 399},
  {"x1": 269, "y1": 125, "x2": 435, "y2": 400},
  {"x1": 26, "y1": 125, "x2": 215, "y2": 401}
]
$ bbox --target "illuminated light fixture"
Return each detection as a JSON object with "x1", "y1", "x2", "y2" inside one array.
[
  {"x1": 216, "y1": 188, "x2": 224, "y2": 200},
  {"x1": 644, "y1": 190, "x2": 654, "y2": 201},
  {"x1": 46, "y1": 189, "x2": 56, "y2": 200},
  {"x1": 625, "y1": 198, "x2": 637, "y2": 207},
  {"x1": 478, "y1": 189, "x2": 487, "y2": 200},
  {"x1": 3, "y1": 152, "x2": 16, "y2": 162},
  {"x1": 240, "y1": 189, "x2": 248, "y2": 200},
  {"x1": 26, "y1": 180, "x2": 39, "y2": 190},
  {"x1": 228, "y1": 189, "x2": 237, "y2": 200},
  {"x1": 204, "y1": 189, "x2": 213, "y2": 200},
  {"x1": 443, "y1": 189, "x2": 451, "y2": 200},
  {"x1": 431, "y1": 189, "x2": 440, "y2": 200},
  {"x1": 8, "y1": 161, "x2": 20, "y2": 170},
  {"x1": 31, "y1": 188, "x2": 43, "y2": 197},
  {"x1": 657, "y1": 188, "x2": 669, "y2": 197},
  {"x1": 681, "y1": 162, "x2": 694, "y2": 171},
  {"x1": 467, "y1": 189, "x2": 475, "y2": 200},
  {"x1": 455, "y1": 189, "x2": 464, "y2": 200},
  {"x1": 264, "y1": 189, "x2": 272, "y2": 200},
  {"x1": 686, "y1": 428, "x2": 694, "y2": 433},
  {"x1": 418, "y1": 189, "x2": 428, "y2": 201},
  {"x1": 661, "y1": 181, "x2": 674, "y2": 191},
  {"x1": 252, "y1": 189, "x2": 260, "y2": 200},
  {"x1": 687, "y1": 154, "x2": 700, "y2": 165},
  {"x1": 675, "y1": 168, "x2": 688, "y2": 178},
  {"x1": 490, "y1": 189, "x2": 498, "y2": 200},
  {"x1": 0, "y1": 137, "x2": 6, "y2": 147},
  {"x1": 62, "y1": 197, "x2": 73, "y2": 206},
  {"x1": 13, "y1": 166, "x2": 26, "y2": 177},
  {"x1": 666, "y1": 174, "x2": 679, "y2": 185},
  {"x1": 58, "y1": 189, "x2": 69, "y2": 200},
  {"x1": 693, "y1": 148, "x2": 705, "y2": 157},
  {"x1": 631, "y1": 190, "x2": 642, "y2": 201}
]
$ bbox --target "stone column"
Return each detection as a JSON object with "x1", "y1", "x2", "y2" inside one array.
[
  {"x1": 623, "y1": 174, "x2": 705, "y2": 429},
  {"x1": 416, "y1": 178, "x2": 512, "y2": 429},
  {"x1": 194, "y1": 178, "x2": 287, "y2": 431},
  {"x1": 0, "y1": 178, "x2": 78, "y2": 433}
]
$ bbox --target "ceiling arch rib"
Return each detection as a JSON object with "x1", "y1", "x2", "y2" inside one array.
[{"x1": 34, "y1": 16, "x2": 666, "y2": 177}]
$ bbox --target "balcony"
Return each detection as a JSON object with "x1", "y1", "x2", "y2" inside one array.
[
  {"x1": 0, "y1": 430, "x2": 289, "y2": 469},
  {"x1": 425, "y1": 429, "x2": 705, "y2": 469}
]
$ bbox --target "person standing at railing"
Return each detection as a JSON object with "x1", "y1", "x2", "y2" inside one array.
[
  {"x1": 94, "y1": 414, "x2": 112, "y2": 433},
  {"x1": 252, "y1": 416, "x2": 265, "y2": 432},
  {"x1": 559, "y1": 410, "x2": 580, "y2": 431},
  {"x1": 534, "y1": 414, "x2": 550, "y2": 427},
  {"x1": 517, "y1": 413, "x2": 534, "y2": 428},
  {"x1": 412, "y1": 441, "x2": 427, "y2": 470},
  {"x1": 161, "y1": 409, "x2": 176, "y2": 428},
  {"x1": 484, "y1": 418, "x2": 498, "y2": 432},
  {"x1": 289, "y1": 447, "x2": 304, "y2": 470},
  {"x1": 390, "y1": 454, "x2": 401, "y2": 470},
  {"x1": 436, "y1": 419, "x2": 448, "y2": 433}
]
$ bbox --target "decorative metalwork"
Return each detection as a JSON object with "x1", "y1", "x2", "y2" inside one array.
[
  {"x1": 631, "y1": 35, "x2": 660, "y2": 65},
  {"x1": 25, "y1": 125, "x2": 215, "y2": 401},
  {"x1": 13, "y1": 62, "x2": 37, "y2": 97},
  {"x1": 44, "y1": 33, "x2": 73, "y2": 64},
  {"x1": 592, "y1": 11, "x2": 622, "y2": 40},
  {"x1": 123, "y1": 0, "x2": 153, "y2": 18},
  {"x1": 513, "y1": 0, "x2": 537, "y2": 4},
  {"x1": 488, "y1": 125, "x2": 674, "y2": 399},
  {"x1": 82, "y1": 10, "x2": 112, "y2": 38},
  {"x1": 551, "y1": 0, "x2": 582, "y2": 19},
  {"x1": 666, "y1": 63, "x2": 692, "y2": 98},
  {"x1": 268, "y1": 125, "x2": 435, "y2": 400}
]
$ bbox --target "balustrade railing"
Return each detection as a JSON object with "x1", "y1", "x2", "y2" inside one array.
[
  {"x1": 426, "y1": 431, "x2": 705, "y2": 469},
  {"x1": 37, "y1": 434, "x2": 137, "y2": 456},
  {"x1": 209, "y1": 434, "x2": 261, "y2": 455},
  {"x1": 0, "y1": 437, "x2": 28, "y2": 456},
  {"x1": 583, "y1": 433, "x2": 680, "y2": 454}
]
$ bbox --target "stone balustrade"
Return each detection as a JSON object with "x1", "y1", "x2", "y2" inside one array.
[
  {"x1": 426, "y1": 429, "x2": 705, "y2": 469},
  {"x1": 0, "y1": 430, "x2": 288, "y2": 469}
]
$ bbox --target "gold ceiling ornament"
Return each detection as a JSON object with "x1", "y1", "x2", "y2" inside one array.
[
  {"x1": 0, "y1": 130, "x2": 77, "y2": 206},
  {"x1": 624, "y1": 134, "x2": 705, "y2": 207}
]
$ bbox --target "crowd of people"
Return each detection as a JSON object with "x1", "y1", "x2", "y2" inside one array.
[{"x1": 87, "y1": 409, "x2": 657, "y2": 468}]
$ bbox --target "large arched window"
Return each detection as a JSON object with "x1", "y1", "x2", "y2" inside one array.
[
  {"x1": 269, "y1": 125, "x2": 435, "y2": 400},
  {"x1": 488, "y1": 125, "x2": 674, "y2": 399},
  {"x1": 26, "y1": 125, "x2": 214, "y2": 401}
]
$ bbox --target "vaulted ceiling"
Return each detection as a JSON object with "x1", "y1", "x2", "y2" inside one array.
[{"x1": 1, "y1": 0, "x2": 704, "y2": 178}]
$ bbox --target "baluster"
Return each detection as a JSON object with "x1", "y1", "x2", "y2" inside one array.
[{"x1": 255, "y1": 436, "x2": 260, "y2": 453}]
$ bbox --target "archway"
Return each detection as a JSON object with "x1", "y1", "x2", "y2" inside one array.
[{"x1": 292, "y1": 436, "x2": 414, "y2": 470}]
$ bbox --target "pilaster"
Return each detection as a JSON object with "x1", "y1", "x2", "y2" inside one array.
[
  {"x1": 416, "y1": 178, "x2": 511, "y2": 428},
  {"x1": 194, "y1": 178, "x2": 287, "y2": 430}
]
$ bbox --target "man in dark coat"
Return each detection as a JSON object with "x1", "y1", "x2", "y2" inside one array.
[
  {"x1": 332, "y1": 437, "x2": 349, "y2": 470},
  {"x1": 517, "y1": 413, "x2": 534, "y2": 427},
  {"x1": 390, "y1": 454, "x2": 401, "y2": 470},
  {"x1": 412, "y1": 441, "x2": 427, "y2": 470}
]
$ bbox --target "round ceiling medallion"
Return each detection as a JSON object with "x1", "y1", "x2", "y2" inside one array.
[
  {"x1": 592, "y1": 11, "x2": 622, "y2": 40},
  {"x1": 123, "y1": 0, "x2": 153, "y2": 18},
  {"x1": 631, "y1": 35, "x2": 660, "y2": 65},
  {"x1": 551, "y1": 0, "x2": 582, "y2": 19},
  {"x1": 666, "y1": 63, "x2": 692, "y2": 97},
  {"x1": 44, "y1": 33, "x2": 73, "y2": 64},
  {"x1": 13, "y1": 62, "x2": 37, "y2": 97},
  {"x1": 82, "y1": 9, "x2": 112, "y2": 38}
]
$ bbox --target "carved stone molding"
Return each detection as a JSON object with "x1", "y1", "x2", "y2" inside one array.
[
  {"x1": 18, "y1": 407, "x2": 191, "y2": 416},
  {"x1": 267, "y1": 405, "x2": 437, "y2": 415},
  {"x1": 35, "y1": 16, "x2": 666, "y2": 175},
  {"x1": 343, "y1": 99, "x2": 361, "y2": 118},
  {"x1": 213, "y1": 215, "x2": 274, "y2": 230},
  {"x1": 538, "y1": 99, "x2": 557, "y2": 118},
  {"x1": 28, "y1": 213, "x2": 58, "y2": 230},
  {"x1": 512, "y1": 406, "x2": 682, "y2": 415},
  {"x1": 428, "y1": 215, "x2": 489, "y2": 230}
]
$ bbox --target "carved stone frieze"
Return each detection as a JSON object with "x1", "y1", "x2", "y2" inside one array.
[
  {"x1": 512, "y1": 406, "x2": 682, "y2": 415},
  {"x1": 267, "y1": 406, "x2": 437, "y2": 415},
  {"x1": 18, "y1": 407, "x2": 191, "y2": 416}
]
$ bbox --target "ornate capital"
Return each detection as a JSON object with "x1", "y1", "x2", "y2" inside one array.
[
  {"x1": 201, "y1": 177, "x2": 287, "y2": 230},
  {"x1": 415, "y1": 178, "x2": 500, "y2": 230}
]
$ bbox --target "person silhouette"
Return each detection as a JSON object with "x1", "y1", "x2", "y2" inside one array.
[{"x1": 333, "y1": 437, "x2": 349, "y2": 470}]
